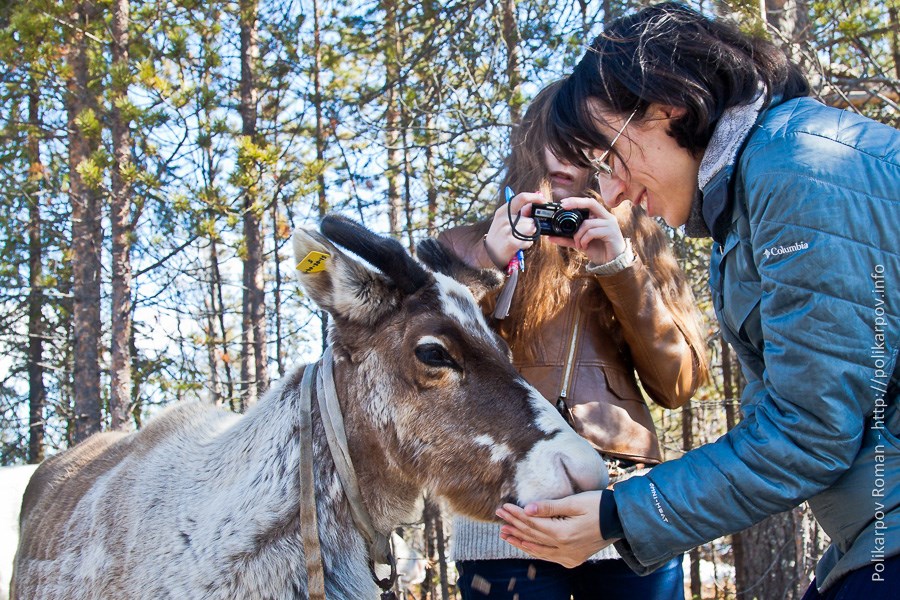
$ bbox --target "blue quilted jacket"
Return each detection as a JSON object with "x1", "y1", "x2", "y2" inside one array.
[{"x1": 612, "y1": 97, "x2": 900, "y2": 591}]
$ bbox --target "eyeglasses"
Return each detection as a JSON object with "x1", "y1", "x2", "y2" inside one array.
[{"x1": 589, "y1": 108, "x2": 638, "y2": 179}]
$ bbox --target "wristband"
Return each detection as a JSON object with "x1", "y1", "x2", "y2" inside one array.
[
  {"x1": 599, "y1": 489, "x2": 625, "y2": 541},
  {"x1": 586, "y1": 238, "x2": 635, "y2": 276}
]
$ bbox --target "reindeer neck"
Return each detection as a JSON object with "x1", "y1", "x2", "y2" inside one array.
[
  {"x1": 203, "y1": 366, "x2": 350, "y2": 533},
  {"x1": 326, "y1": 356, "x2": 422, "y2": 536},
  {"x1": 227, "y1": 360, "x2": 418, "y2": 537},
  {"x1": 206, "y1": 365, "x2": 374, "y2": 596}
]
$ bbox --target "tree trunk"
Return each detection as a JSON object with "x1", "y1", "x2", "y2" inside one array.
[
  {"x1": 424, "y1": 113, "x2": 437, "y2": 237},
  {"x1": 312, "y1": 0, "x2": 328, "y2": 218},
  {"x1": 27, "y1": 85, "x2": 46, "y2": 463},
  {"x1": 765, "y1": 0, "x2": 811, "y2": 69},
  {"x1": 393, "y1": 4, "x2": 412, "y2": 253},
  {"x1": 209, "y1": 237, "x2": 236, "y2": 409},
  {"x1": 271, "y1": 199, "x2": 285, "y2": 378},
  {"x1": 421, "y1": 0, "x2": 439, "y2": 239},
  {"x1": 501, "y1": 0, "x2": 521, "y2": 125},
  {"x1": 602, "y1": 0, "x2": 619, "y2": 24},
  {"x1": 577, "y1": 0, "x2": 590, "y2": 35},
  {"x1": 312, "y1": 0, "x2": 330, "y2": 352},
  {"x1": 128, "y1": 312, "x2": 142, "y2": 427},
  {"x1": 109, "y1": 0, "x2": 133, "y2": 430},
  {"x1": 403, "y1": 108, "x2": 414, "y2": 253},
  {"x1": 204, "y1": 286, "x2": 222, "y2": 406},
  {"x1": 421, "y1": 494, "x2": 437, "y2": 599},
  {"x1": 890, "y1": 6, "x2": 900, "y2": 80},
  {"x1": 434, "y1": 502, "x2": 450, "y2": 600},
  {"x1": 384, "y1": 0, "x2": 402, "y2": 238},
  {"x1": 734, "y1": 509, "x2": 814, "y2": 599},
  {"x1": 68, "y1": 0, "x2": 103, "y2": 442},
  {"x1": 239, "y1": 0, "x2": 267, "y2": 409},
  {"x1": 204, "y1": 236, "x2": 223, "y2": 406},
  {"x1": 198, "y1": 14, "x2": 233, "y2": 408}
]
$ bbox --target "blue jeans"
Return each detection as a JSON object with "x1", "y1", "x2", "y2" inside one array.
[
  {"x1": 801, "y1": 554, "x2": 900, "y2": 600},
  {"x1": 456, "y1": 557, "x2": 684, "y2": 600}
]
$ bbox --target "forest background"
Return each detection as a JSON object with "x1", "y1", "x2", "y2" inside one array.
[{"x1": 1, "y1": 0, "x2": 898, "y2": 597}]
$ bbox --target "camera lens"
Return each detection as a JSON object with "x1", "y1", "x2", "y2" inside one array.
[{"x1": 553, "y1": 210, "x2": 584, "y2": 235}]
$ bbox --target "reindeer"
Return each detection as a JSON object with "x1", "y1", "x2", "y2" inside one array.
[{"x1": 11, "y1": 215, "x2": 606, "y2": 600}]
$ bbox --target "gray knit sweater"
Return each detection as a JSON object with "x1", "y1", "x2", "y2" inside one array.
[{"x1": 450, "y1": 515, "x2": 623, "y2": 562}]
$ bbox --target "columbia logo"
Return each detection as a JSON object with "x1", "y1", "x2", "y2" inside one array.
[{"x1": 763, "y1": 241, "x2": 808, "y2": 259}]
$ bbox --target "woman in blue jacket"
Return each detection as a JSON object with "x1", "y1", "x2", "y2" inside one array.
[{"x1": 496, "y1": 3, "x2": 900, "y2": 599}]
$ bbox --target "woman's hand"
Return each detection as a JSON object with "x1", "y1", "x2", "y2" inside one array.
[
  {"x1": 547, "y1": 197, "x2": 627, "y2": 266},
  {"x1": 496, "y1": 490, "x2": 614, "y2": 568},
  {"x1": 483, "y1": 191, "x2": 542, "y2": 267}
]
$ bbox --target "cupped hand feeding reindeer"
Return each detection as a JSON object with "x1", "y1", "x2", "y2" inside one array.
[{"x1": 11, "y1": 214, "x2": 606, "y2": 600}]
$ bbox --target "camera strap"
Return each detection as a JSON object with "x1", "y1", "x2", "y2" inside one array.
[{"x1": 507, "y1": 200, "x2": 540, "y2": 242}]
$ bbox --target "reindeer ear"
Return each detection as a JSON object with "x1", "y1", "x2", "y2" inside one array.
[
  {"x1": 416, "y1": 238, "x2": 503, "y2": 302},
  {"x1": 292, "y1": 227, "x2": 401, "y2": 325}
]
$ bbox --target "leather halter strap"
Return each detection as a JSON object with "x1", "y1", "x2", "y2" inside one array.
[{"x1": 298, "y1": 347, "x2": 398, "y2": 599}]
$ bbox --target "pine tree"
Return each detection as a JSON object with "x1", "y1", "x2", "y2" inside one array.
[
  {"x1": 237, "y1": 0, "x2": 268, "y2": 409},
  {"x1": 66, "y1": 0, "x2": 104, "y2": 442},
  {"x1": 109, "y1": 0, "x2": 134, "y2": 430}
]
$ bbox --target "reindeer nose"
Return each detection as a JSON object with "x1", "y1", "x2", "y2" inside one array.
[
  {"x1": 513, "y1": 433, "x2": 608, "y2": 506},
  {"x1": 559, "y1": 450, "x2": 607, "y2": 494}
]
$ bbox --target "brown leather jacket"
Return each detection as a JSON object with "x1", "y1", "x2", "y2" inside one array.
[{"x1": 438, "y1": 223, "x2": 703, "y2": 464}]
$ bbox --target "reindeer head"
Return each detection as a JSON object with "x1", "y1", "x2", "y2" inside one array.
[{"x1": 293, "y1": 215, "x2": 606, "y2": 522}]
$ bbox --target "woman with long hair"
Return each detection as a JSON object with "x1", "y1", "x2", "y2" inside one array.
[{"x1": 438, "y1": 79, "x2": 708, "y2": 600}]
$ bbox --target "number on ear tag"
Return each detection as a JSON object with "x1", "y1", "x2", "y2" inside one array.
[{"x1": 297, "y1": 251, "x2": 330, "y2": 273}]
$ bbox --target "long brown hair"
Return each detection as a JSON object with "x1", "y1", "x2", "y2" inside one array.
[{"x1": 485, "y1": 80, "x2": 708, "y2": 382}]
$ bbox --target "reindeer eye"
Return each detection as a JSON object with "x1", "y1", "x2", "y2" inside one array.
[{"x1": 415, "y1": 343, "x2": 460, "y2": 370}]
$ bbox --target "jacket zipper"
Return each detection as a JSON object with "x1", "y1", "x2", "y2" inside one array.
[{"x1": 556, "y1": 309, "x2": 581, "y2": 424}]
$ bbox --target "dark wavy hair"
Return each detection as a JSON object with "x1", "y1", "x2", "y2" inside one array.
[{"x1": 548, "y1": 2, "x2": 810, "y2": 166}]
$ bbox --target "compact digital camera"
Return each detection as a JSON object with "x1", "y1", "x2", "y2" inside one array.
[{"x1": 531, "y1": 203, "x2": 589, "y2": 237}]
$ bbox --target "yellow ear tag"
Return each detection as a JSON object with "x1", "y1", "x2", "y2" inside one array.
[{"x1": 297, "y1": 251, "x2": 330, "y2": 274}]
